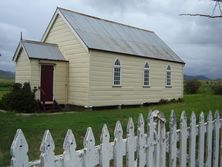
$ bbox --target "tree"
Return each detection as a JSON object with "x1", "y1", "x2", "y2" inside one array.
[
  {"x1": 180, "y1": 0, "x2": 222, "y2": 18},
  {"x1": 184, "y1": 80, "x2": 201, "y2": 94}
]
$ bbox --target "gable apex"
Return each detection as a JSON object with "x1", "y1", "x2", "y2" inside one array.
[
  {"x1": 13, "y1": 40, "x2": 29, "y2": 62},
  {"x1": 41, "y1": 7, "x2": 89, "y2": 52}
]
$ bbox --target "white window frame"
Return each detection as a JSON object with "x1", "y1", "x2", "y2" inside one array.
[
  {"x1": 166, "y1": 65, "x2": 172, "y2": 87},
  {"x1": 113, "y1": 58, "x2": 121, "y2": 86},
  {"x1": 143, "y1": 62, "x2": 150, "y2": 87}
]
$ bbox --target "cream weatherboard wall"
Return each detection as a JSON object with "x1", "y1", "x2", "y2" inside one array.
[
  {"x1": 15, "y1": 45, "x2": 68, "y2": 104},
  {"x1": 88, "y1": 50, "x2": 184, "y2": 107},
  {"x1": 15, "y1": 49, "x2": 31, "y2": 83},
  {"x1": 43, "y1": 15, "x2": 90, "y2": 106},
  {"x1": 29, "y1": 59, "x2": 68, "y2": 104}
]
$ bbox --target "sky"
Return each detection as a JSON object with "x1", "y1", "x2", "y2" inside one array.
[{"x1": 0, "y1": 0, "x2": 222, "y2": 79}]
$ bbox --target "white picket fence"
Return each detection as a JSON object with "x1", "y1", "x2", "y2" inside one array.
[{"x1": 10, "y1": 110, "x2": 222, "y2": 167}]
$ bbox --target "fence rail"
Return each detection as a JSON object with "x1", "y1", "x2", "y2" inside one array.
[{"x1": 10, "y1": 110, "x2": 222, "y2": 167}]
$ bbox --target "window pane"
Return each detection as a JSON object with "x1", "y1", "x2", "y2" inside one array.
[
  {"x1": 166, "y1": 71, "x2": 171, "y2": 85},
  {"x1": 167, "y1": 65, "x2": 171, "y2": 70},
  {"x1": 114, "y1": 66, "x2": 121, "y2": 85},
  {"x1": 144, "y1": 63, "x2": 149, "y2": 68},
  {"x1": 115, "y1": 59, "x2": 120, "y2": 66},
  {"x1": 144, "y1": 69, "x2": 149, "y2": 86}
]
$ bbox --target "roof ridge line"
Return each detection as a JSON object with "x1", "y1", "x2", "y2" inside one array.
[
  {"x1": 57, "y1": 7, "x2": 154, "y2": 34},
  {"x1": 22, "y1": 39, "x2": 58, "y2": 46}
]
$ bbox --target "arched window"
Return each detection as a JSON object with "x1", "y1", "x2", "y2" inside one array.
[
  {"x1": 113, "y1": 58, "x2": 121, "y2": 86},
  {"x1": 166, "y1": 65, "x2": 171, "y2": 86},
  {"x1": 144, "y1": 62, "x2": 150, "y2": 86}
]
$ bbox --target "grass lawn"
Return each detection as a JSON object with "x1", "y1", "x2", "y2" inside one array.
[
  {"x1": 0, "y1": 78, "x2": 13, "y2": 99},
  {"x1": 0, "y1": 94, "x2": 222, "y2": 165}
]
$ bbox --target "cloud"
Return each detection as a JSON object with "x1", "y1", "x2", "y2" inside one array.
[
  {"x1": 0, "y1": 22, "x2": 27, "y2": 72},
  {"x1": 0, "y1": 0, "x2": 222, "y2": 79}
]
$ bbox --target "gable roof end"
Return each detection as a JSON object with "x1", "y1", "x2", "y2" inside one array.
[
  {"x1": 13, "y1": 40, "x2": 67, "y2": 62},
  {"x1": 13, "y1": 41, "x2": 28, "y2": 62},
  {"x1": 41, "y1": 8, "x2": 89, "y2": 52}
]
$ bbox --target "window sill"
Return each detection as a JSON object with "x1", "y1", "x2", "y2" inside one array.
[
  {"x1": 165, "y1": 85, "x2": 172, "y2": 88},
  {"x1": 143, "y1": 85, "x2": 151, "y2": 88},
  {"x1": 112, "y1": 85, "x2": 122, "y2": 88}
]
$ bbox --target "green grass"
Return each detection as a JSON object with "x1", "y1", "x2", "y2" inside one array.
[
  {"x1": 0, "y1": 78, "x2": 14, "y2": 86},
  {"x1": 198, "y1": 80, "x2": 222, "y2": 94},
  {"x1": 0, "y1": 78, "x2": 13, "y2": 99},
  {"x1": 0, "y1": 94, "x2": 222, "y2": 166}
]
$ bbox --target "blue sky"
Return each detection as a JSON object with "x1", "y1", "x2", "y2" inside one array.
[{"x1": 0, "y1": 0, "x2": 222, "y2": 79}]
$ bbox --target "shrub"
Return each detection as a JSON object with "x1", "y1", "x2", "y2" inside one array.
[
  {"x1": 0, "y1": 82, "x2": 39, "y2": 112},
  {"x1": 211, "y1": 84, "x2": 222, "y2": 95},
  {"x1": 159, "y1": 98, "x2": 183, "y2": 105},
  {"x1": 159, "y1": 99, "x2": 169, "y2": 104},
  {"x1": 184, "y1": 80, "x2": 201, "y2": 94}
]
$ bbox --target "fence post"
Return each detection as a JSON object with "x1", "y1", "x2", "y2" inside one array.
[
  {"x1": 40, "y1": 130, "x2": 56, "y2": 167},
  {"x1": 198, "y1": 112, "x2": 205, "y2": 167},
  {"x1": 10, "y1": 129, "x2": 29, "y2": 167},
  {"x1": 114, "y1": 121, "x2": 125, "y2": 167},
  {"x1": 213, "y1": 111, "x2": 220, "y2": 167},
  {"x1": 137, "y1": 113, "x2": 146, "y2": 167},
  {"x1": 206, "y1": 111, "x2": 213, "y2": 167},
  {"x1": 180, "y1": 111, "x2": 187, "y2": 167},
  {"x1": 83, "y1": 127, "x2": 99, "y2": 167},
  {"x1": 100, "y1": 124, "x2": 112, "y2": 167},
  {"x1": 63, "y1": 129, "x2": 82, "y2": 167},
  {"x1": 169, "y1": 111, "x2": 177, "y2": 167},
  {"x1": 126, "y1": 117, "x2": 136, "y2": 167},
  {"x1": 189, "y1": 112, "x2": 196, "y2": 167}
]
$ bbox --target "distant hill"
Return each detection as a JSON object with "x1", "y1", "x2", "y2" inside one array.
[
  {"x1": 0, "y1": 70, "x2": 15, "y2": 79},
  {"x1": 184, "y1": 74, "x2": 209, "y2": 81}
]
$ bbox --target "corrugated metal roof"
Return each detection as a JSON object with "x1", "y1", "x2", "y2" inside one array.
[
  {"x1": 21, "y1": 40, "x2": 67, "y2": 61},
  {"x1": 58, "y1": 8, "x2": 184, "y2": 64}
]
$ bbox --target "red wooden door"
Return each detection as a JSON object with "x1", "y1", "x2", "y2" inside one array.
[{"x1": 41, "y1": 65, "x2": 54, "y2": 101}]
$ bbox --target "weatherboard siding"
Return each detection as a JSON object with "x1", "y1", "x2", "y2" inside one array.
[
  {"x1": 88, "y1": 50, "x2": 184, "y2": 106},
  {"x1": 29, "y1": 60, "x2": 68, "y2": 104},
  {"x1": 44, "y1": 15, "x2": 90, "y2": 106},
  {"x1": 15, "y1": 49, "x2": 31, "y2": 83}
]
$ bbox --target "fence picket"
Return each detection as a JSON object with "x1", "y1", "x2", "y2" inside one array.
[
  {"x1": 114, "y1": 121, "x2": 125, "y2": 167},
  {"x1": 169, "y1": 111, "x2": 177, "y2": 167},
  {"x1": 100, "y1": 124, "x2": 112, "y2": 167},
  {"x1": 62, "y1": 129, "x2": 81, "y2": 167},
  {"x1": 137, "y1": 113, "x2": 146, "y2": 167},
  {"x1": 197, "y1": 112, "x2": 205, "y2": 167},
  {"x1": 180, "y1": 111, "x2": 187, "y2": 167},
  {"x1": 83, "y1": 127, "x2": 99, "y2": 167},
  {"x1": 213, "y1": 111, "x2": 220, "y2": 167},
  {"x1": 220, "y1": 118, "x2": 222, "y2": 167},
  {"x1": 10, "y1": 129, "x2": 29, "y2": 167},
  {"x1": 147, "y1": 112, "x2": 155, "y2": 167},
  {"x1": 198, "y1": 112, "x2": 205, "y2": 167},
  {"x1": 155, "y1": 112, "x2": 161, "y2": 167},
  {"x1": 126, "y1": 117, "x2": 136, "y2": 167},
  {"x1": 206, "y1": 111, "x2": 213, "y2": 167},
  {"x1": 40, "y1": 130, "x2": 56, "y2": 167},
  {"x1": 160, "y1": 113, "x2": 166, "y2": 167},
  {"x1": 189, "y1": 112, "x2": 196, "y2": 167}
]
